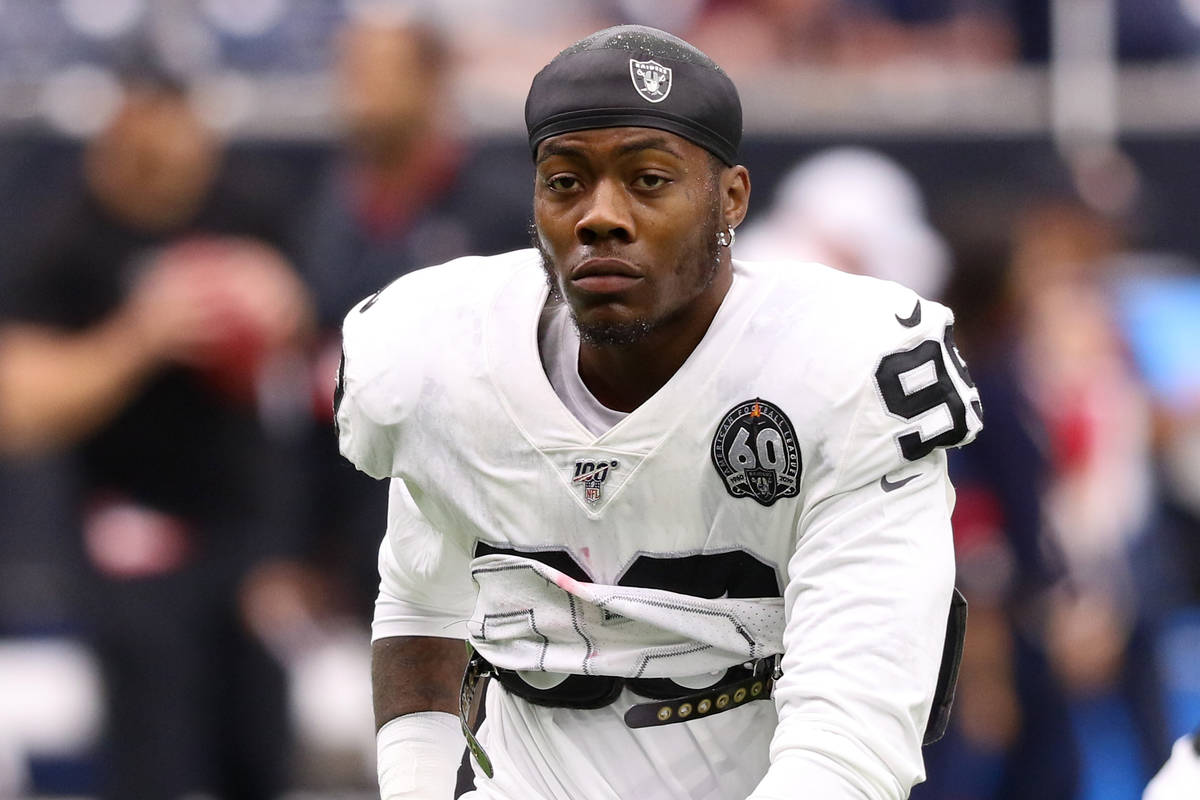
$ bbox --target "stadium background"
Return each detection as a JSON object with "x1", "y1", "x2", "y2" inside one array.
[{"x1": 0, "y1": 1, "x2": 1198, "y2": 799}]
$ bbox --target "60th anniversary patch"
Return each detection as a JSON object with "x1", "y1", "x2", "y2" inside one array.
[{"x1": 711, "y1": 399, "x2": 801, "y2": 507}]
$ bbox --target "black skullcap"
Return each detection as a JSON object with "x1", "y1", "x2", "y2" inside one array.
[{"x1": 525, "y1": 25, "x2": 742, "y2": 165}]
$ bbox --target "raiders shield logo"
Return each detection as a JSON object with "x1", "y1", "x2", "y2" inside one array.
[
  {"x1": 573, "y1": 458, "x2": 619, "y2": 504},
  {"x1": 629, "y1": 58, "x2": 672, "y2": 103},
  {"x1": 711, "y1": 399, "x2": 801, "y2": 507}
]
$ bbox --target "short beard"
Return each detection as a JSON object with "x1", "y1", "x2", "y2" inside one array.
[
  {"x1": 531, "y1": 196, "x2": 723, "y2": 348},
  {"x1": 574, "y1": 316, "x2": 655, "y2": 347}
]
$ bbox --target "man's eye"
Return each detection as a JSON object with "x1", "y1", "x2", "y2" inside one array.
[
  {"x1": 635, "y1": 174, "x2": 670, "y2": 189},
  {"x1": 546, "y1": 175, "x2": 579, "y2": 191}
]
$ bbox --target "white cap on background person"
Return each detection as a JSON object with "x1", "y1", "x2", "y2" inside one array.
[{"x1": 737, "y1": 147, "x2": 949, "y2": 299}]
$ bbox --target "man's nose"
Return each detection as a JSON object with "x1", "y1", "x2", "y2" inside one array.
[{"x1": 575, "y1": 179, "x2": 633, "y2": 245}]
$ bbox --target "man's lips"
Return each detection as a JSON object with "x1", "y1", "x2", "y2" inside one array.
[{"x1": 569, "y1": 258, "x2": 643, "y2": 294}]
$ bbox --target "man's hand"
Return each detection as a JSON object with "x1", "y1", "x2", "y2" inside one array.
[
  {"x1": 126, "y1": 237, "x2": 314, "y2": 370},
  {"x1": 121, "y1": 247, "x2": 243, "y2": 367}
]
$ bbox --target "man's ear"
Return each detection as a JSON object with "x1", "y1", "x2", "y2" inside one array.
[{"x1": 721, "y1": 165, "x2": 751, "y2": 230}]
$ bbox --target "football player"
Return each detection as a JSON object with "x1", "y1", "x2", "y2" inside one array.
[{"x1": 337, "y1": 25, "x2": 982, "y2": 800}]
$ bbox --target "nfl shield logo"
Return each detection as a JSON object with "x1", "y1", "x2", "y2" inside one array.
[
  {"x1": 573, "y1": 458, "x2": 619, "y2": 505},
  {"x1": 629, "y1": 59, "x2": 672, "y2": 103}
]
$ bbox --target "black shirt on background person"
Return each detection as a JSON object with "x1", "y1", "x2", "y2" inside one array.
[{"x1": 0, "y1": 84, "x2": 313, "y2": 800}]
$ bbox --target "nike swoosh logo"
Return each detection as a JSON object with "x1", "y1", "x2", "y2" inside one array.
[
  {"x1": 880, "y1": 473, "x2": 921, "y2": 492},
  {"x1": 896, "y1": 300, "x2": 921, "y2": 328}
]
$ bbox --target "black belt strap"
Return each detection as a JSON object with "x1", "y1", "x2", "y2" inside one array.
[
  {"x1": 624, "y1": 656, "x2": 779, "y2": 728},
  {"x1": 472, "y1": 653, "x2": 779, "y2": 722},
  {"x1": 457, "y1": 651, "x2": 779, "y2": 776}
]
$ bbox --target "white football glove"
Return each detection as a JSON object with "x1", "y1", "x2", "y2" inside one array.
[{"x1": 1144, "y1": 734, "x2": 1200, "y2": 800}]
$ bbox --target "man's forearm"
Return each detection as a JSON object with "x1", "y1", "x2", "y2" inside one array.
[
  {"x1": 372, "y1": 636, "x2": 471, "y2": 800},
  {"x1": 372, "y1": 635, "x2": 470, "y2": 730},
  {"x1": 0, "y1": 318, "x2": 157, "y2": 455}
]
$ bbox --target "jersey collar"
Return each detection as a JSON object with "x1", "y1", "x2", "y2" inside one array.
[{"x1": 484, "y1": 256, "x2": 770, "y2": 453}]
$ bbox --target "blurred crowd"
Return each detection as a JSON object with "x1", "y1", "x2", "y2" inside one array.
[
  {"x1": 3, "y1": 0, "x2": 1200, "y2": 139},
  {"x1": 0, "y1": 2, "x2": 1199, "y2": 800},
  {"x1": 3, "y1": 0, "x2": 1200, "y2": 84}
]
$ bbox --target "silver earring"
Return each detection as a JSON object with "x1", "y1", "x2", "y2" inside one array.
[{"x1": 717, "y1": 227, "x2": 736, "y2": 248}]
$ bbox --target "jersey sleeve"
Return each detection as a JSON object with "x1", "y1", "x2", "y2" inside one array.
[
  {"x1": 749, "y1": 297, "x2": 981, "y2": 800},
  {"x1": 334, "y1": 286, "x2": 412, "y2": 480},
  {"x1": 333, "y1": 253, "x2": 521, "y2": 479},
  {"x1": 373, "y1": 479, "x2": 475, "y2": 642}
]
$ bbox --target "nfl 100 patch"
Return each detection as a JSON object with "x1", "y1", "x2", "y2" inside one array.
[
  {"x1": 629, "y1": 58, "x2": 672, "y2": 103},
  {"x1": 573, "y1": 458, "x2": 620, "y2": 505},
  {"x1": 711, "y1": 399, "x2": 801, "y2": 507}
]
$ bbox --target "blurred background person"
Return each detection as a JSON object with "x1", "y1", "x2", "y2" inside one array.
[
  {"x1": 281, "y1": 11, "x2": 532, "y2": 785},
  {"x1": 297, "y1": 5, "x2": 530, "y2": 626},
  {"x1": 0, "y1": 73, "x2": 314, "y2": 800},
  {"x1": 1009, "y1": 201, "x2": 1190, "y2": 798},
  {"x1": 920, "y1": 232, "x2": 1082, "y2": 800},
  {"x1": 1104, "y1": 251, "x2": 1200, "y2": 746}
]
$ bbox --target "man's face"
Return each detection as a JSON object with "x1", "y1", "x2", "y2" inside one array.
[
  {"x1": 533, "y1": 127, "x2": 728, "y2": 346},
  {"x1": 336, "y1": 22, "x2": 440, "y2": 159},
  {"x1": 86, "y1": 92, "x2": 219, "y2": 231}
]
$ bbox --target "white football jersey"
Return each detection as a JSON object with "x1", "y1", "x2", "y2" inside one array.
[{"x1": 337, "y1": 250, "x2": 982, "y2": 800}]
